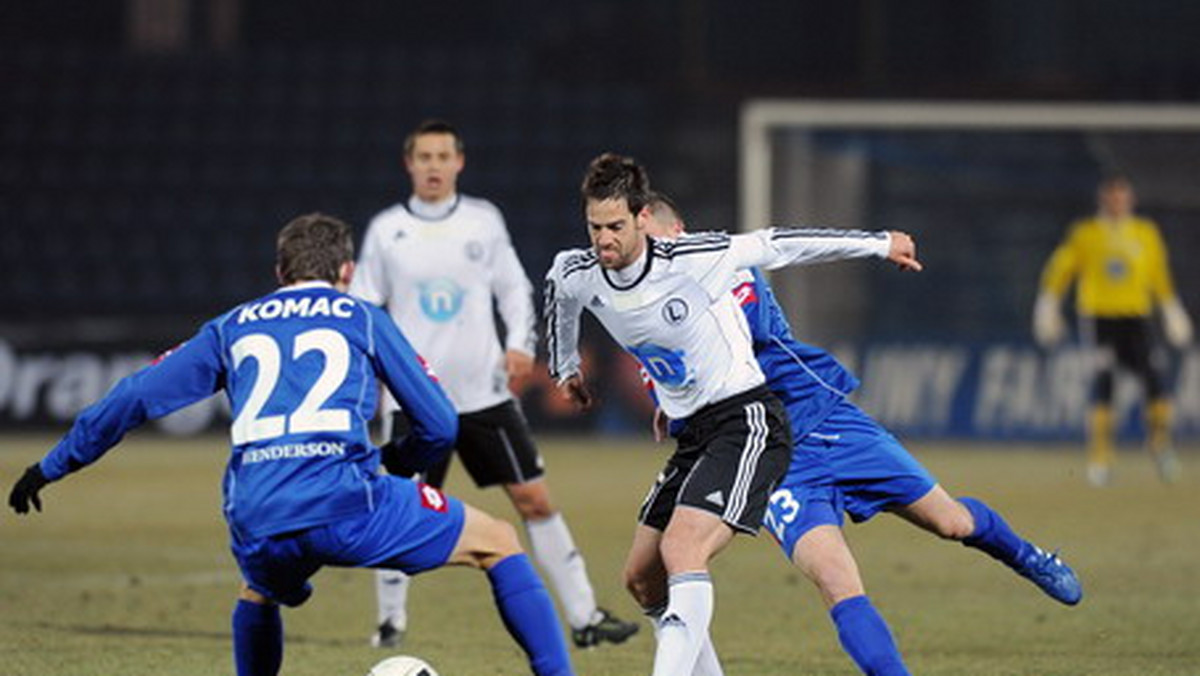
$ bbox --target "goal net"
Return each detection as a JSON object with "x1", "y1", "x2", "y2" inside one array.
[{"x1": 739, "y1": 101, "x2": 1200, "y2": 440}]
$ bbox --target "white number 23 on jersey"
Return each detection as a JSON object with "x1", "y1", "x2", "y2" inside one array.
[{"x1": 230, "y1": 329, "x2": 352, "y2": 445}]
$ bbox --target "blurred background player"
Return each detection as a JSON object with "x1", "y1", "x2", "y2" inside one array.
[
  {"x1": 1034, "y1": 175, "x2": 1192, "y2": 486},
  {"x1": 642, "y1": 193, "x2": 1081, "y2": 676},
  {"x1": 8, "y1": 213, "x2": 573, "y2": 676},
  {"x1": 351, "y1": 120, "x2": 637, "y2": 648}
]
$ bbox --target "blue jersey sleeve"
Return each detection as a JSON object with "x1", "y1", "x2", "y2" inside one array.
[
  {"x1": 40, "y1": 323, "x2": 226, "y2": 482},
  {"x1": 365, "y1": 304, "x2": 458, "y2": 470}
]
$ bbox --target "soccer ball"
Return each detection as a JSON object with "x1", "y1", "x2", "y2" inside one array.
[{"x1": 367, "y1": 655, "x2": 439, "y2": 676}]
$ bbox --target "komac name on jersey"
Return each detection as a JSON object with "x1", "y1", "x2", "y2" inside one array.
[{"x1": 237, "y1": 296, "x2": 356, "y2": 325}]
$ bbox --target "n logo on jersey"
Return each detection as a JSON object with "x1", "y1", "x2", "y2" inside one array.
[
  {"x1": 629, "y1": 343, "x2": 690, "y2": 387},
  {"x1": 419, "y1": 278, "x2": 465, "y2": 322}
]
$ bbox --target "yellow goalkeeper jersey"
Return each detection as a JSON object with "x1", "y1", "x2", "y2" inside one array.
[{"x1": 1039, "y1": 215, "x2": 1176, "y2": 318}]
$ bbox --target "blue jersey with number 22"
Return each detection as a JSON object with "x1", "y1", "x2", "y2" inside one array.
[{"x1": 38, "y1": 282, "x2": 458, "y2": 541}]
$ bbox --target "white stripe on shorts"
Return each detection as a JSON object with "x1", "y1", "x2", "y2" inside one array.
[{"x1": 725, "y1": 401, "x2": 768, "y2": 524}]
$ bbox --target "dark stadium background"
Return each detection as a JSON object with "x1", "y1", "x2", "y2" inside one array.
[{"x1": 4, "y1": 0, "x2": 1200, "y2": 435}]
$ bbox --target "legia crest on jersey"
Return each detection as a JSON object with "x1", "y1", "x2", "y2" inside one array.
[{"x1": 419, "y1": 278, "x2": 465, "y2": 321}]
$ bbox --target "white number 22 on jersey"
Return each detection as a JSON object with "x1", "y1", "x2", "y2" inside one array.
[{"x1": 230, "y1": 329, "x2": 352, "y2": 444}]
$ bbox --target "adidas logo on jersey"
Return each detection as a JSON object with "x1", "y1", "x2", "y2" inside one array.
[
  {"x1": 705, "y1": 490, "x2": 725, "y2": 507},
  {"x1": 660, "y1": 613, "x2": 685, "y2": 628}
]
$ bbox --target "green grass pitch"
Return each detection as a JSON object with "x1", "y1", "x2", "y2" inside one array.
[{"x1": 2, "y1": 433, "x2": 1198, "y2": 675}]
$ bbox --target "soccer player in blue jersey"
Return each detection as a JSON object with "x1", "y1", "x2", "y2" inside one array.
[
  {"x1": 639, "y1": 193, "x2": 1082, "y2": 676},
  {"x1": 7, "y1": 213, "x2": 574, "y2": 676}
]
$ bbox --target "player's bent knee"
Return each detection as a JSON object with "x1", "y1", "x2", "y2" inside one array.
[
  {"x1": 238, "y1": 584, "x2": 273, "y2": 605},
  {"x1": 505, "y1": 482, "x2": 555, "y2": 521},
  {"x1": 452, "y1": 506, "x2": 524, "y2": 568},
  {"x1": 623, "y1": 565, "x2": 664, "y2": 608}
]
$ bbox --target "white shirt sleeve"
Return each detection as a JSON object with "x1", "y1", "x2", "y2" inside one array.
[
  {"x1": 680, "y1": 227, "x2": 890, "y2": 299},
  {"x1": 730, "y1": 227, "x2": 891, "y2": 271},
  {"x1": 349, "y1": 216, "x2": 390, "y2": 306},
  {"x1": 543, "y1": 252, "x2": 585, "y2": 382},
  {"x1": 489, "y1": 215, "x2": 537, "y2": 356}
]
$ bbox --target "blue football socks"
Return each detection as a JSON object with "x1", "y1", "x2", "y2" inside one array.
[
  {"x1": 489, "y1": 553, "x2": 574, "y2": 676},
  {"x1": 960, "y1": 496, "x2": 1027, "y2": 564},
  {"x1": 830, "y1": 595, "x2": 910, "y2": 676},
  {"x1": 232, "y1": 599, "x2": 283, "y2": 676}
]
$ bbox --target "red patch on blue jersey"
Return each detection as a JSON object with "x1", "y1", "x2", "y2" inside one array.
[
  {"x1": 417, "y1": 355, "x2": 440, "y2": 383},
  {"x1": 733, "y1": 282, "x2": 758, "y2": 307},
  {"x1": 417, "y1": 482, "x2": 449, "y2": 513},
  {"x1": 151, "y1": 342, "x2": 186, "y2": 365}
]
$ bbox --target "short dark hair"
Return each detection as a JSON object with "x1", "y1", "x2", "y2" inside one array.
[
  {"x1": 581, "y1": 152, "x2": 651, "y2": 216},
  {"x1": 276, "y1": 213, "x2": 354, "y2": 285},
  {"x1": 646, "y1": 190, "x2": 684, "y2": 225},
  {"x1": 1099, "y1": 173, "x2": 1131, "y2": 191},
  {"x1": 404, "y1": 119, "x2": 464, "y2": 156}
]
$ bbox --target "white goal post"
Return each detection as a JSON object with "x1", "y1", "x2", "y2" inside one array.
[
  {"x1": 735, "y1": 100, "x2": 1200, "y2": 439},
  {"x1": 739, "y1": 99, "x2": 1200, "y2": 234}
]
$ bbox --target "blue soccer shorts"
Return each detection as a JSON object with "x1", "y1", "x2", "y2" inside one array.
[
  {"x1": 231, "y1": 475, "x2": 465, "y2": 606},
  {"x1": 764, "y1": 400, "x2": 936, "y2": 560}
]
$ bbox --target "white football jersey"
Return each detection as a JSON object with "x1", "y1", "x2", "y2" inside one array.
[
  {"x1": 351, "y1": 194, "x2": 536, "y2": 414},
  {"x1": 545, "y1": 228, "x2": 890, "y2": 419}
]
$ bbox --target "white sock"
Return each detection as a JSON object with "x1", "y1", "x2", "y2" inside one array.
[
  {"x1": 375, "y1": 569, "x2": 410, "y2": 629},
  {"x1": 647, "y1": 603, "x2": 724, "y2": 676},
  {"x1": 652, "y1": 572, "x2": 714, "y2": 676},
  {"x1": 526, "y1": 513, "x2": 598, "y2": 629}
]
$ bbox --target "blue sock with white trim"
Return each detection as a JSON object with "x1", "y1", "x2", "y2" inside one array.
[
  {"x1": 488, "y1": 553, "x2": 573, "y2": 676},
  {"x1": 960, "y1": 497, "x2": 1029, "y2": 565},
  {"x1": 830, "y1": 595, "x2": 909, "y2": 676},
  {"x1": 232, "y1": 599, "x2": 283, "y2": 676}
]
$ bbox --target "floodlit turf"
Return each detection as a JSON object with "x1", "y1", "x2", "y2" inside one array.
[{"x1": 2, "y1": 432, "x2": 1198, "y2": 675}]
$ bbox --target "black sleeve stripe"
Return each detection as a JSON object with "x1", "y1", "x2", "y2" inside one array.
[
  {"x1": 656, "y1": 243, "x2": 731, "y2": 259},
  {"x1": 543, "y1": 278, "x2": 560, "y2": 378},
  {"x1": 770, "y1": 228, "x2": 887, "y2": 240},
  {"x1": 562, "y1": 257, "x2": 598, "y2": 279}
]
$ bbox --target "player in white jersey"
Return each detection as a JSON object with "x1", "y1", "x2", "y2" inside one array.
[
  {"x1": 544, "y1": 153, "x2": 921, "y2": 676},
  {"x1": 351, "y1": 120, "x2": 637, "y2": 649}
]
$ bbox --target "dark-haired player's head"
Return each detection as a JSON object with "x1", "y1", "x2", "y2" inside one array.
[
  {"x1": 1097, "y1": 174, "x2": 1135, "y2": 220},
  {"x1": 643, "y1": 190, "x2": 686, "y2": 239},
  {"x1": 580, "y1": 153, "x2": 653, "y2": 270},
  {"x1": 276, "y1": 213, "x2": 355, "y2": 289},
  {"x1": 405, "y1": 119, "x2": 465, "y2": 202}
]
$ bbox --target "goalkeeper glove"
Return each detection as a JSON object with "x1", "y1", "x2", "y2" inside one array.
[
  {"x1": 9, "y1": 463, "x2": 49, "y2": 514},
  {"x1": 1162, "y1": 298, "x2": 1193, "y2": 348},
  {"x1": 1033, "y1": 291, "x2": 1065, "y2": 347}
]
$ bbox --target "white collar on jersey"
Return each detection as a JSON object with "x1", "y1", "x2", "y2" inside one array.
[
  {"x1": 602, "y1": 236, "x2": 654, "y2": 291},
  {"x1": 407, "y1": 193, "x2": 459, "y2": 220},
  {"x1": 278, "y1": 280, "x2": 334, "y2": 292}
]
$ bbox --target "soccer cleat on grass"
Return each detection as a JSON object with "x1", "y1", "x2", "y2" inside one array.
[
  {"x1": 1016, "y1": 546, "x2": 1082, "y2": 606},
  {"x1": 571, "y1": 607, "x2": 639, "y2": 648},
  {"x1": 1086, "y1": 463, "x2": 1111, "y2": 488},
  {"x1": 370, "y1": 620, "x2": 405, "y2": 649},
  {"x1": 1154, "y1": 448, "x2": 1182, "y2": 484}
]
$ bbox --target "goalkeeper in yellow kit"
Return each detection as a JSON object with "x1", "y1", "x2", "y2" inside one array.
[{"x1": 1034, "y1": 175, "x2": 1191, "y2": 486}]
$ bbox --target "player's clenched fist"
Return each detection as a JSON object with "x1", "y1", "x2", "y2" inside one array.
[{"x1": 886, "y1": 231, "x2": 923, "y2": 272}]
